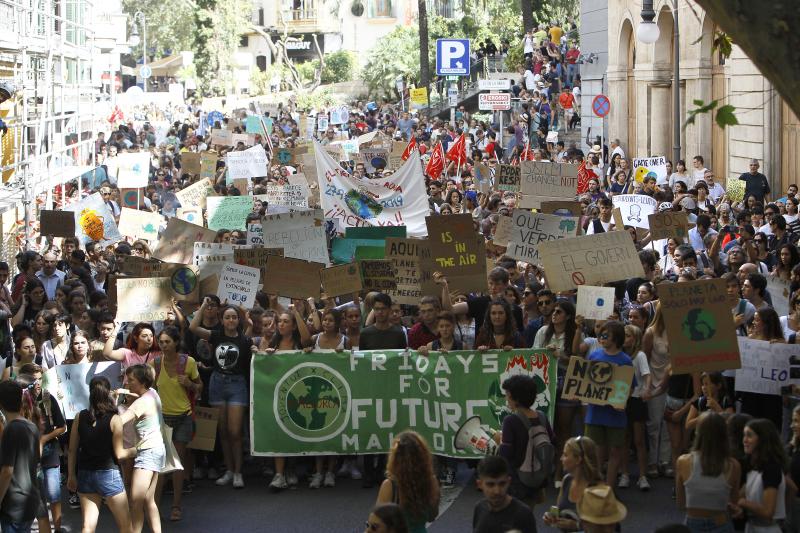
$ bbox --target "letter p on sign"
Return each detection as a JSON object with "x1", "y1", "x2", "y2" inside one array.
[{"x1": 436, "y1": 39, "x2": 470, "y2": 76}]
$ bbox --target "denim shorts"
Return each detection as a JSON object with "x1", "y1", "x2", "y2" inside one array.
[
  {"x1": 40, "y1": 466, "x2": 61, "y2": 503},
  {"x1": 77, "y1": 468, "x2": 125, "y2": 498},
  {"x1": 134, "y1": 445, "x2": 166, "y2": 472},
  {"x1": 209, "y1": 372, "x2": 248, "y2": 407},
  {"x1": 685, "y1": 516, "x2": 734, "y2": 533},
  {"x1": 164, "y1": 413, "x2": 194, "y2": 444},
  {"x1": 0, "y1": 518, "x2": 33, "y2": 533}
]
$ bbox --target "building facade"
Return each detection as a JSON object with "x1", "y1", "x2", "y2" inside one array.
[{"x1": 603, "y1": 0, "x2": 800, "y2": 194}]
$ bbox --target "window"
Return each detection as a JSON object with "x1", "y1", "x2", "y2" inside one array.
[
  {"x1": 240, "y1": 35, "x2": 249, "y2": 47},
  {"x1": 256, "y1": 55, "x2": 267, "y2": 72},
  {"x1": 368, "y1": 0, "x2": 392, "y2": 17}
]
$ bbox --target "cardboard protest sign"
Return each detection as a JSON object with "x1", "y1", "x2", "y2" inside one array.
[
  {"x1": 119, "y1": 188, "x2": 142, "y2": 209},
  {"x1": 226, "y1": 144, "x2": 268, "y2": 180},
  {"x1": 611, "y1": 208, "x2": 625, "y2": 231},
  {"x1": 424, "y1": 214, "x2": 487, "y2": 294},
  {"x1": 176, "y1": 178, "x2": 214, "y2": 210},
  {"x1": 384, "y1": 238, "x2": 423, "y2": 305},
  {"x1": 561, "y1": 356, "x2": 634, "y2": 409},
  {"x1": 576, "y1": 286, "x2": 616, "y2": 321},
  {"x1": 40, "y1": 210, "x2": 75, "y2": 238},
  {"x1": 497, "y1": 164, "x2": 521, "y2": 192},
  {"x1": 727, "y1": 177, "x2": 745, "y2": 202},
  {"x1": 65, "y1": 192, "x2": 122, "y2": 247},
  {"x1": 767, "y1": 276, "x2": 791, "y2": 317},
  {"x1": 176, "y1": 207, "x2": 203, "y2": 225},
  {"x1": 648, "y1": 211, "x2": 689, "y2": 241},
  {"x1": 116, "y1": 152, "x2": 151, "y2": 188},
  {"x1": 632, "y1": 156, "x2": 668, "y2": 184},
  {"x1": 265, "y1": 184, "x2": 309, "y2": 209},
  {"x1": 320, "y1": 263, "x2": 363, "y2": 298},
  {"x1": 262, "y1": 256, "x2": 323, "y2": 299},
  {"x1": 194, "y1": 242, "x2": 234, "y2": 279},
  {"x1": 115, "y1": 277, "x2": 172, "y2": 322},
  {"x1": 117, "y1": 208, "x2": 162, "y2": 241},
  {"x1": 233, "y1": 246, "x2": 284, "y2": 281},
  {"x1": 200, "y1": 152, "x2": 219, "y2": 181},
  {"x1": 181, "y1": 153, "x2": 202, "y2": 176},
  {"x1": 217, "y1": 263, "x2": 260, "y2": 309},
  {"x1": 246, "y1": 223, "x2": 263, "y2": 245},
  {"x1": 540, "y1": 201, "x2": 583, "y2": 218},
  {"x1": 507, "y1": 210, "x2": 579, "y2": 263},
  {"x1": 261, "y1": 209, "x2": 328, "y2": 265},
  {"x1": 231, "y1": 133, "x2": 256, "y2": 147},
  {"x1": 206, "y1": 196, "x2": 253, "y2": 231},
  {"x1": 274, "y1": 147, "x2": 296, "y2": 166},
  {"x1": 359, "y1": 260, "x2": 397, "y2": 292},
  {"x1": 518, "y1": 161, "x2": 578, "y2": 208},
  {"x1": 188, "y1": 407, "x2": 219, "y2": 452},
  {"x1": 735, "y1": 338, "x2": 800, "y2": 395},
  {"x1": 537, "y1": 231, "x2": 644, "y2": 292},
  {"x1": 612, "y1": 194, "x2": 657, "y2": 229},
  {"x1": 42, "y1": 362, "x2": 122, "y2": 420},
  {"x1": 659, "y1": 278, "x2": 741, "y2": 374},
  {"x1": 493, "y1": 215, "x2": 514, "y2": 247},
  {"x1": 210, "y1": 129, "x2": 233, "y2": 146},
  {"x1": 153, "y1": 218, "x2": 216, "y2": 264},
  {"x1": 118, "y1": 256, "x2": 161, "y2": 277}
]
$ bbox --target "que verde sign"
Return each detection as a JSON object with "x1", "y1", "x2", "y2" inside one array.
[{"x1": 250, "y1": 349, "x2": 556, "y2": 457}]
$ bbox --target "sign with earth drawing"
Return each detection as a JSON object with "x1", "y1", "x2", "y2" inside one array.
[
  {"x1": 658, "y1": 278, "x2": 741, "y2": 374},
  {"x1": 250, "y1": 349, "x2": 556, "y2": 457}
]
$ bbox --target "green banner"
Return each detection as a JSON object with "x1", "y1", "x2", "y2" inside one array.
[{"x1": 250, "y1": 349, "x2": 556, "y2": 457}]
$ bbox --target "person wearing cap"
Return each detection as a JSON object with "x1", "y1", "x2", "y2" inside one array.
[{"x1": 576, "y1": 483, "x2": 627, "y2": 533}]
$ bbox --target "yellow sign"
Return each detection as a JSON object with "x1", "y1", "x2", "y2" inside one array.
[{"x1": 410, "y1": 87, "x2": 428, "y2": 106}]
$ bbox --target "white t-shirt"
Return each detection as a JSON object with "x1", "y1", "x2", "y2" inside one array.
[
  {"x1": 693, "y1": 167, "x2": 709, "y2": 183},
  {"x1": 631, "y1": 351, "x2": 651, "y2": 398},
  {"x1": 586, "y1": 219, "x2": 612, "y2": 235},
  {"x1": 523, "y1": 70, "x2": 536, "y2": 91}
]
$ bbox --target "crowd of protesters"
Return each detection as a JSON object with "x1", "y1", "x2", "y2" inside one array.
[{"x1": 0, "y1": 18, "x2": 799, "y2": 533}]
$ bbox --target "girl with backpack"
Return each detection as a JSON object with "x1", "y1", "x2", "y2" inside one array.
[
  {"x1": 495, "y1": 374, "x2": 555, "y2": 508},
  {"x1": 150, "y1": 326, "x2": 202, "y2": 522}
]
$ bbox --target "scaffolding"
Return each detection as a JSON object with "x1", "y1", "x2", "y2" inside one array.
[{"x1": 0, "y1": 0, "x2": 100, "y2": 260}]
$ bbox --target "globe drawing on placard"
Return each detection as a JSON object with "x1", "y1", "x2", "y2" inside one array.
[
  {"x1": 344, "y1": 189, "x2": 383, "y2": 220},
  {"x1": 590, "y1": 362, "x2": 613, "y2": 384},
  {"x1": 681, "y1": 309, "x2": 717, "y2": 341},
  {"x1": 286, "y1": 375, "x2": 342, "y2": 432},
  {"x1": 171, "y1": 267, "x2": 197, "y2": 296}
]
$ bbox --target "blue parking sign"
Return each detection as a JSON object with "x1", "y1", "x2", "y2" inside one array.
[{"x1": 436, "y1": 39, "x2": 470, "y2": 76}]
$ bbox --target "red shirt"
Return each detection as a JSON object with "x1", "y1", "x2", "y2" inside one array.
[
  {"x1": 558, "y1": 92, "x2": 575, "y2": 110},
  {"x1": 407, "y1": 322, "x2": 438, "y2": 350},
  {"x1": 566, "y1": 48, "x2": 580, "y2": 64}
]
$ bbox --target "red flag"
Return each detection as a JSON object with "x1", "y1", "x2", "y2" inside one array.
[
  {"x1": 425, "y1": 142, "x2": 445, "y2": 180},
  {"x1": 401, "y1": 137, "x2": 417, "y2": 161},
  {"x1": 446, "y1": 133, "x2": 468, "y2": 165},
  {"x1": 519, "y1": 142, "x2": 535, "y2": 162},
  {"x1": 576, "y1": 160, "x2": 590, "y2": 194}
]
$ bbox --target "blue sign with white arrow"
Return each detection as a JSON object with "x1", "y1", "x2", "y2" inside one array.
[{"x1": 436, "y1": 39, "x2": 470, "y2": 76}]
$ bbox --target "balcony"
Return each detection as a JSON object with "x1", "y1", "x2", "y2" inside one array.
[{"x1": 273, "y1": 2, "x2": 339, "y2": 34}]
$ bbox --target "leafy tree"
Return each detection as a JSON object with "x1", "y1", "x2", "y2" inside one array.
[
  {"x1": 320, "y1": 51, "x2": 358, "y2": 84},
  {"x1": 363, "y1": 26, "x2": 421, "y2": 98}
]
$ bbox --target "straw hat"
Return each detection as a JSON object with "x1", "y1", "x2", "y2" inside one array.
[
  {"x1": 588, "y1": 144, "x2": 602, "y2": 155},
  {"x1": 577, "y1": 484, "x2": 627, "y2": 525}
]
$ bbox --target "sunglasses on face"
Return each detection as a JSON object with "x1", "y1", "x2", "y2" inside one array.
[
  {"x1": 598, "y1": 333, "x2": 609, "y2": 340},
  {"x1": 537, "y1": 300, "x2": 552, "y2": 306}
]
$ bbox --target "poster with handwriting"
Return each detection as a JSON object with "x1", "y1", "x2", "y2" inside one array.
[
  {"x1": 518, "y1": 161, "x2": 578, "y2": 208},
  {"x1": 507, "y1": 211, "x2": 578, "y2": 263},
  {"x1": 423, "y1": 214, "x2": 487, "y2": 295},
  {"x1": 217, "y1": 263, "x2": 260, "y2": 309}
]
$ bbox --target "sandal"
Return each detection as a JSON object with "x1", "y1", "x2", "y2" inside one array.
[{"x1": 170, "y1": 506, "x2": 182, "y2": 522}]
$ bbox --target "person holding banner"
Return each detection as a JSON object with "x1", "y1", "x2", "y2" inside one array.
[
  {"x1": 189, "y1": 300, "x2": 253, "y2": 490},
  {"x1": 112, "y1": 364, "x2": 165, "y2": 533},
  {"x1": 67, "y1": 376, "x2": 133, "y2": 533}
]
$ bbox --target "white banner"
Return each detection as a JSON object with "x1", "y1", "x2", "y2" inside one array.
[
  {"x1": 612, "y1": 194, "x2": 657, "y2": 229},
  {"x1": 767, "y1": 276, "x2": 791, "y2": 317},
  {"x1": 314, "y1": 141, "x2": 430, "y2": 238},
  {"x1": 217, "y1": 263, "x2": 260, "y2": 309},
  {"x1": 735, "y1": 338, "x2": 800, "y2": 396},
  {"x1": 507, "y1": 210, "x2": 579, "y2": 263},
  {"x1": 576, "y1": 286, "x2": 616, "y2": 321},
  {"x1": 226, "y1": 144, "x2": 268, "y2": 180},
  {"x1": 43, "y1": 362, "x2": 123, "y2": 420},
  {"x1": 265, "y1": 184, "x2": 309, "y2": 209},
  {"x1": 116, "y1": 152, "x2": 151, "y2": 188},
  {"x1": 632, "y1": 156, "x2": 668, "y2": 185},
  {"x1": 261, "y1": 209, "x2": 329, "y2": 265},
  {"x1": 117, "y1": 208, "x2": 163, "y2": 241}
]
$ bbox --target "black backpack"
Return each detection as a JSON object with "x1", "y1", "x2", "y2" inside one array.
[{"x1": 515, "y1": 411, "x2": 555, "y2": 489}]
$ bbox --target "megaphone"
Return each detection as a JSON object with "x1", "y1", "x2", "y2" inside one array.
[{"x1": 453, "y1": 416, "x2": 498, "y2": 455}]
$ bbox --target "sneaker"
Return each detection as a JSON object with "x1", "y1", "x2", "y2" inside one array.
[
  {"x1": 324, "y1": 471, "x2": 336, "y2": 487},
  {"x1": 336, "y1": 460, "x2": 351, "y2": 478},
  {"x1": 663, "y1": 466, "x2": 675, "y2": 478},
  {"x1": 207, "y1": 467, "x2": 219, "y2": 480},
  {"x1": 269, "y1": 473, "x2": 288, "y2": 491},
  {"x1": 617, "y1": 474, "x2": 630, "y2": 489},
  {"x1": 233, "y1": 473, "x2": 245, "y2": 489},
  {"x1": 215, "y1": 471, "x2": 234, "y2": 486},
  {"x1": 646, "y1": 464, "x2": 660, "y2": 478},
  {"x1": 349, "y1": 462, "x2": 362, "y2": 480},
  {"x1": 554, "y1": 480, "x2": 562, "y2": 489},
  {"x1": 262, "y1": 464, "x2": 275, "y2": 478},
  {"x1": 68, "y1": 491, "x2": 80, "y2": 509},
  {"x1": 193, "y1": 467, "x2": 207, "y2": 481},
  {"x1": 287, "y1": 472, "x2": 299, "y2": 487},
  {"x1": 309, "y1": 473, "x2": 323, "y2": 489},
  {"x1": 637, "y1": 476, "x2": 651, "y2": 491}
]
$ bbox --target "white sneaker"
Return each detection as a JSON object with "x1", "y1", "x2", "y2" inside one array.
[
  {"x1": 324, "y1": 471, "x2": 336, "y2": 487},
  {"x1": 193, "y1": 466, "x2": 206, "y2": 480},
  {"x1": 618, "y1": 473, "x2": 630, "y2": 489},
  {"x1": 215, "y1": 471, "x2": 234, "y2": 486},
  {"x1": 554, "y1": 479, "x2": 562, "y2": 489},
  {"x1": 233, "y1": 473, "x2": 245, "y2": 489},
  {"x1": 269, "y1": 473, "x2": 288, "y2": 491},
  {"x1": 287, "y1": 472, "x2": 299, "y2": 487},
  {"x1": 637, "y1": 476, "x2": 651, "y2": 491},
  {"x1": 309, "y1": 473, "x2": 323, "y2": 489},
  {"x1": 336, "y1": 460, "x2": 351, "y2": 478},
  {"x1": 349, "y1": 462, "x2": 362, "y2": 480},
  {"x1": 207, "y1": 467, "x2": 219, "y2": 480}
]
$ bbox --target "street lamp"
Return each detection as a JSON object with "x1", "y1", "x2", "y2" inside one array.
[
  {"x1": 638, "y1": 0, "x2": 680, "y2": 168},
  {"x1": 129, "y1": 11, "x2": 148, "y2": 92}
]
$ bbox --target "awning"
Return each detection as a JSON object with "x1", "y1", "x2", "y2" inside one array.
[{"x1": 147, "y1": 55, "x2": 184, "y2": 77}]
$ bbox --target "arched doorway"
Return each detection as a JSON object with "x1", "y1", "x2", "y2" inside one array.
[{"x1": 618, "y1": 19, "x2": 636, "y2": 156}]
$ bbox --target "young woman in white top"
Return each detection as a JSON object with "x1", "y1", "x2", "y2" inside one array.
[{"x1": 620, "y1": 325, "x2": 652, "y2": 491}]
